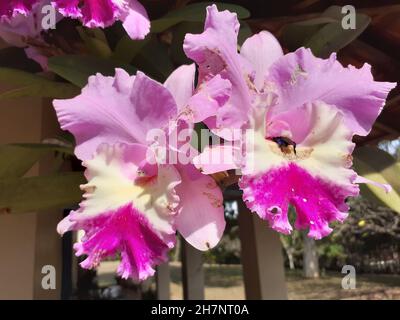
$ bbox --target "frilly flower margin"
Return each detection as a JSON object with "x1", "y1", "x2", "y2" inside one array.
[{"x1": 0, "y1": 0, "x2": 150, "y2": 40}]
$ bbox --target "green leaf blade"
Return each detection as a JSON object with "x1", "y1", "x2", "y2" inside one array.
[
  {"x1": 353, "y1": 146, "x2": 400, "y2": 213},
  {"x1": 0, "y1": 144, "x2": 73, "y2": 179},
  {"x1": 151, "y1": 2, "x2": 250, "y2": 33},
  {"x1": 0, "y1": 68, "x2": 79, "y2": 100},
  {"x1": 48, "y1": 55, "x2": 136, "y2": 88},
  {"x1": 0, "y1": 172, "x2": 84, "y2": 214}
]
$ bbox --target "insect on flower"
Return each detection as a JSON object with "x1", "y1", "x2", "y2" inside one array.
[{"x1": 272, "y1": 137, "x2": 297, "y2": 155}]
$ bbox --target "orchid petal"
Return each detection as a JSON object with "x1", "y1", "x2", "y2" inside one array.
[
  {"x1": 62, "y1": 143, "x2": 180, "y2": 227},
  {"x1": 25, "y1": 46, "x2": 48, "y2": 69},
  {"x1": 2, "y1": 1, "x2": 150, "y2": 40},
  {"x1": 51, "y1": 0, "x2": 150, "y2": 39},
  {"x1": 51, "y1": 0, "x2": 81, "y2": 19},
  {"x1": 53, "y1": 0, "x2": 117, "y2": 27},
  {"x1": 183, "y1": 4, "x2": 253, "y2": 131},
  {"x1": 240, "y1": 31, "x2": 283, "y2": 90},
  {"x1": 0, "y1": 0, "x2": 39, "y2": 19},
  {"x1": 354, "y1": 175, "x2": 392, "y2": 193},
  {"x1": 0, "y1": 0, "x2": 44, "y2": 46},
  {"x1": 184, "y1": 75, "x2": 231, "y2": 123},
  {"x1": 267, "y1": 47, "x2": 397, "y2": 136},
  {"x1": 74, "y1": 203, "x2": 173, "y2": 280},
  {"x1": 164, "y1": 64, "x2": 196, "y2": 111},
  {"x1": 193, "y1": 145, "x2": 241, "y2": 175},
  {"x1": 165, "y1": 63, "x2": 232, "y2": 125},
  {"x1": 175, "y1": 164, "x2": 225, "y2": 250},
  {"x1": 121, "y1": 0, "x2": 150, "y2": 40},
  {"x1": 53, "y1": 69, "x2": 177, "y2": 161}
]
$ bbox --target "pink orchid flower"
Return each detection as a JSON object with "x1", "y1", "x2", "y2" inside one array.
[
  {"x1": 185, "y1": 5, "x2": 397, "y2": 239},
  {"x1": 0, "y1": 0, "x2": 150, "y2": 40},
  {"x1": 0, "y1": 0, "x2": 46, "y2": 47},
  {"x1": 0, "y1": 0, "x2": 55, "y2": 69},
  {"x1": 53, "y1": 66, "x2": 230, "y2": 280}
]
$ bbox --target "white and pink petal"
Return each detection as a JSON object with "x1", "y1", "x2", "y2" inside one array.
[
  {"x1": 240, "y1": 102, "x2": 359, "y2": 239},
  {"x1": 58, "y1": 143, "x2": 181, "y2": 280}
]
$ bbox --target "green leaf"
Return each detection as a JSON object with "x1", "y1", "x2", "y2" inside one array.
[
  {"x1": 77, "y1": 27, "x2": 113, "y2": 59},
  {"x1": 0, "y1": 144, "x2": 73, "y2": 179},
  {"x1": 353, "y1": 146, "x2": 400, "y2": 213},
  {"x1": 0, "y1": 68, "x2": 79, "y2": 100},
  {"x1": 151, "y1": 2, "x2": 250, "y2": 33},
  {"x1": 132, "y1": 35, "x2": 174, "y2": 82},
  {"x1": 238, "y1": 21, "x2": 253, "y2": 47},
  {"x1": 305, "y1": 16, "x2": 370, "y2": 57},
  {"x1": 12, "y1": 143, "x2": 74, "y2": 155},
  {"x1": 170, "y1": 22, "x2": 204, "y2": 65},
  {"x1": 48, "y1": 55, "x2": 137, "y2": 88},
  {"x1": 0, "y1": 47, "x2": 41, "y2": 72},
  {"x1": 0, "y1": 145, "x2": 47, "y2": 179},
  {"x1": 112, "y1": 35, "x2": 150, "y2": 64},
  {"x1": 281, "y1": 17, "x2": 335, "y2": 52},
  {"x1": 281, "y1": 5, "x2": 370, "y2": 57},
  {"x1": 0, "y1": 172, "x2": 84, "y2": 214}
]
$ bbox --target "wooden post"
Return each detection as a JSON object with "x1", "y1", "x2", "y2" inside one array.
[
  {"x1": 0, "y1": 96, "x2": 63, "y2": 299},
  {"x1": 238, "y1": 200, "x2": 288, "y2": 300},
  {"x1": 181, "y1": 238, "x2": 204, "y2": 300},
  {"x1": 155, "y1": 262, "x2": 170, "y2": 300},
  {"x1": 303, "y1": 236, "x2": 320, "y2": 278}
]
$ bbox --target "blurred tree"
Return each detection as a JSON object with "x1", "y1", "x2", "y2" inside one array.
[
  {"x1": 303, "y1": 236, "x2": 320, "y2": 278},
  {"x1": 334, "y1": 197, "x2": 400, "y2": 273},
  {"x1": 280, "y1": 231, "x2": 302, "y2": 270}
]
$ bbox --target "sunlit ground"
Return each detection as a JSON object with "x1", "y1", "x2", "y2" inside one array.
[{"x1": 97, "y1": 261, "x2": 400, "y2": 300}]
